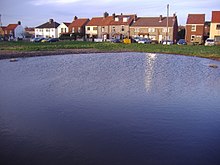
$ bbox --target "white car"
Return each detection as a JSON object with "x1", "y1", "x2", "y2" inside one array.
[
  {"x1": 138, "y1": 38, "x2": 151, "y2": 44},
  {"x1": 205, "y1": 38, "x2": 215, "y2": 46},
  {"x1": 162, "y1": 40, "x2": 173, "y2": 45}
]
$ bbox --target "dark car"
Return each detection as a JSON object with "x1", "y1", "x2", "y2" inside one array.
[
  {"x1": 48, "y1": 38, "x2": 59, "y2": 42},
  {"x1": 111, "y1": 38, "x2": 121, "y2": 43},
  {"x1": 177, "y1": 39, "x2": 187, "y2": 45}
]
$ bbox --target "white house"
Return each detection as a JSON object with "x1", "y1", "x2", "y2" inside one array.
[
  {"x1": 57, "y1": 22, "x2": 70, "y2": 37},
  {"x1": 4, "y1": 21, "x2": 25, "y2": 40},
  {"x1": 35, "y1": 19, "x2": 60, "y2": 38}
]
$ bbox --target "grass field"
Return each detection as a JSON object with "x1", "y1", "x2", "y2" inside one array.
[{"x1": 0, "y1": 41, "x2": 220, "y2": 59}]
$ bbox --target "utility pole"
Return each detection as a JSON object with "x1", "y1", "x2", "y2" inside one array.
[{"x1": 166, "y1": 4, "x2": 169, "y2": 44}]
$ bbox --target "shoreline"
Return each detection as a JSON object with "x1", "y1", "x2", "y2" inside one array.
[{"x1": 0, "y1": 49, "x2": 220, "y2": 61}]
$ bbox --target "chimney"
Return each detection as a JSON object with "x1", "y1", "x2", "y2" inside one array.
[
  {"x1": 112, "y1": 13, "x2": 116, "y2": 19},
  {"x1": 49, "y1": 19, "x2": 53, "y2": 24},
  {"x1": 159, "y1": 15, "x2": 162, "y2": 22},
  {"x1": 173, "y1": 13, "x2": 176, "y2": 21},
  {"x1": 18, "y1": 21, "x2": 21, "y2": 25},
  {"x1": 104, "y1": 12, "x2": 109, "y2": 18},
  {"x1": 74, "y1": 16, "x2": 78, "y2": 20},
  {"x1": 121, "y1": 13, "x2": 123, "y2": 15}
]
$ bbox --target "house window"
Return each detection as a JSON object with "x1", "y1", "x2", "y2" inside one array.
[
  {"x1": 72, "y1": 27, "x2": 74, "y2": 33},
  {"x1": 216, "y1": 24, "x2": 220, "y2": 30},
  {"x1": 121, "y1": 26, "x2": 124, "y2": 31},
  {"x1": 78, "y1": 27, "x2": 81, "y2": 33},
  {"x1": 87, "y1": 27, "x2": 90, "y2": 31},
  {"x1": 46, "y1": 29, "x2": 50, "y2": 32},
  {"x1": 191, "y1": 35, "x2": 195, "y2": 41},
  {"x1": 134, "y1": 28, "x2": 139, "y2": 32},
  {"x1": 102, "y1": 27, "x2": 105, "y2": 32},
  {"x1": 148, "y1": 28, "x2": 155, "y2": 32},
  {"x1": 112, "y1": 27, "x2": 115, "y2": 32},
  {"x1": 123, "y1": 17, "x2": 129, "y2": 22},
  {"x1": 191, "y1": 25, "x2": 196, "y2": 31},
  {"x1": 115, "y1": 17, "x2": 119, "y2": 21},
  {"x1": 93, "y1": 27, "x2": 97, "y2": 30},
  {"x1": 61, "y1": 28, "x2": 64, "y2": 33}
]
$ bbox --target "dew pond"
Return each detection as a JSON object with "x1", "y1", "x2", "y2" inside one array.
[{"x1": 0, "y1": 52, "x2": 220, "y2": 165}]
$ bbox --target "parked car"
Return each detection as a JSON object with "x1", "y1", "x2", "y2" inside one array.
[
  {"x1": 162, "y1": 40, "x2": 173, "y2": 45},
  {"x1": 177, "y1": 39, "x2": 187, "y2": 45},
  {"x1": 205, "y1": 38, "x2": 215, "y2": 46},
  {"x1": 133, "y1": 37, "x2": 141, "y2": 43},
  {"x1": 138, "y1": 38, "x2": 151, "y2": 44},
  {"x1": 31, "y1": 37, "x2": 45, "y2": 42},
  {"x1": 41, "y1": 38, "x2": 50, "y2": 42},
  {"x1": 48, "y1": 38, "x2": 59, "y2": 42},
  {"x1": 111, "y1": 38, "x2": 121, "y2": 43}
]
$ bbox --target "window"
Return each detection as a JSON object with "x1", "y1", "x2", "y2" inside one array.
[
  {"x1": 87, "y1": 27, "x2": 90, "y2": 31},
  {"x1": 191, "y1": 35, "x2": 195, "y2": 41},
  {"x1": 61, "y1": 28, "x2": 64, "y2": 33},
  {"x1": 216, "y1": 24, "x2": 220, "y2": 30},
  {"x1": 123, "y1": 17, "x2": 129, "y2": 22},
  {"x1": 115, "y1": 17, "x2": 119, "y2": 21},
  {"x1": 191, "y1": 25, "x2": 196, "y2": 31},
  {"x1": 78, "y1": 27, "x2": 81, "y2": 33},
  {"x1": 112, "y1": 27, "x2": 115, "y2": 32},
  {"x1": 72, "y1": 27, "x2": 74, "y2": 33},
  {"x1": 121, "y1": 26, "x2": 124, "y2": 31},
  {"x1": 148, "y1": 28, "x2": 155, "y2": 32},
  {"x1": 102, "y1": 27, "x2": 105, "y2": 32},
  {"x1": 134, "y1": 28, "x2": 139, "y2": 32},
  {"x1": 93, "y1": 27, "x2": 97, "y2": 30},
  {"x1": 46, "y1": 29, "x2": 50, "y2": 32}
]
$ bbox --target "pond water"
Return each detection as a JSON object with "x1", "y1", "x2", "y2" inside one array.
[{"x1": 0, "y1": 52, "x2": 220, "y2": 165}]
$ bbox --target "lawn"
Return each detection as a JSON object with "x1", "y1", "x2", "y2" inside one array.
[{"x1": 0, "y1": 41, "x2": 220, "y2": 59}]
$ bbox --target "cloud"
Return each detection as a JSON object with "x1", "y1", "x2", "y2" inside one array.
[{"x1": 30, "y1": 0, "x2": 80, "y2": 6}]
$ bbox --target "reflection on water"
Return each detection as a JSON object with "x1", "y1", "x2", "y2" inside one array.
[
  {"x1": 0, "y1": 53, "x2": 220, "y2": 165},
  {"x1": 144, "y1": 53, "x2": 157, "y2": 92}
]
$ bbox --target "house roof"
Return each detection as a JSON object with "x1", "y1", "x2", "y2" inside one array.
[
  {"x1": 186, "y1": 14, "x2": 205, "y2": 24},
  {"x1": 0, "y1": 26, "x2": 7, "y2": 30},
  {"x1": 6, "y1": 24, "x2": 18, "y2": 30},
  {"x1": 69, "y1": 18, "x2": 89, "y2": 27},
  {"x1": 86, "y1": 17, "x2": 104, "y2": 26},
  {"x1": 36, "y1": 19, "x2": 60, "y2": 28},
  {"x1": 211, "y1": 11, "x2": 220, "y2": 23},
  {"x1": 109, "y1": 14, "x2": 136, "y2": 26},
  {"x1": 131, "y1": 16, "x2": 176, "y2": 27},
  {"x1": 63, "y1": 22, "x2": 71, "y2": 27}
]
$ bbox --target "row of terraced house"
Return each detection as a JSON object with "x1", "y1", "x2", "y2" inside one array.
[{"x1": 0, "y1": 11, "x2": 220, "y2": 44}]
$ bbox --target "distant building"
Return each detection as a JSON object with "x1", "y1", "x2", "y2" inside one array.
[
  {"x1": 57, "y1": 22, "x2": 71, "y2": 37},
  {"x1": 35, "y1": 19, "x2": 60, "y2": 38},
  {"x1": 86, "y1": 17, "x2": 103, "y2": 39},
  {"x1": 25, "y1": 27, "x2": 35, "y2": 38},
  {"x1": 4, "y1": 21, "x2": 25, "y2": 40},
  {"x1": 204, "y1": 21, "x2": 211, "y2": 41},
  {"x1": 68, "y1": 16, "x2": 89, "y2": 39},
  {"x1": 130, "y1": 14, "x2": 178, "y2": 43},
  {"x1": 210, "y1": 11, "x2": 220, "y2": 43},
  {"x1": 185, "y1": 14, "x2": 205, "y2": 44}
]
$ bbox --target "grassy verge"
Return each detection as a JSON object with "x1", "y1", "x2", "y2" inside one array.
[{"x1": 0, "y1": 41, "x2": 220, "y2": 59}]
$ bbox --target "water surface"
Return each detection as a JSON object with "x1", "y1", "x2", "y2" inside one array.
[{"x1": 0, "y1": 53, "x2": 220, "y2": 165}]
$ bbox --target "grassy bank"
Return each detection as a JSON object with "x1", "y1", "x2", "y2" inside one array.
[{"x1": 0, "y1": 41, "x2": 220, "y2": 59}]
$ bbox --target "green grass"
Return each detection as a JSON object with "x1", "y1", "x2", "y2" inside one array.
[{"x1": 0, "y1": 41, "x2": 220, "y2": 59}]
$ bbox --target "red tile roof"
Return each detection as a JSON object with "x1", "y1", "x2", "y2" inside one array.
[
  {"x1": 186, "y1": 14, "x2": 205, "y2": 24},
  {"x1": 131, "y1": 16, "x2": 176, "y2": 27},
  {"x1": 86, "y1": 17, "x2": 103, "y2": 26},
  {"x1": 6, "y1": 24, "x2": 18, "y2": 30},
  {"x1": 211, "y1": 11, "x2": 220, "y2": 23},
  {"x1": 69, "y1": 18, "x2": 89, "y2": 27}
]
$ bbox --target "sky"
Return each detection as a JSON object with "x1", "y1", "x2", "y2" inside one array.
[{"x1": 0, "y1": 0, "x2": 219, "y2": 27}]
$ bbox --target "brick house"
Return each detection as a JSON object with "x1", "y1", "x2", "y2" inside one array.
[
  {"x1": 68, "y1": 16, "x2": 89, "y2": 39},
  {"x1": 130, "y1": 14, "x2": 178, "y2": 43},
  {"x1": 210, "y1": 11, "x2": 220, "y2": 44},
  {"x1": 185, "y1": 14, "x2": 205, "y2": 44},
  {"x1": 108, "y1": 13, "x2": 136, "y2": 39}
]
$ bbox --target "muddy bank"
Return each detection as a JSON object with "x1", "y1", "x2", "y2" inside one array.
[{"x1": 0, "y1": 49, "x2": 220, "y2": 61}]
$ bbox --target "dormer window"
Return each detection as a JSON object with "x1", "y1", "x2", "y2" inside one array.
[
  {"x1": 123, "y1": 17, "x2": 129, "y2": 22},
  {"x1": 115, "y1": 17, "x2": 119, "y2": 21}
]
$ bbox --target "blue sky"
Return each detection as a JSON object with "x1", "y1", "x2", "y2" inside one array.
[{"x1": 0, "y1": 0, "x2": 219, "y2": 27}]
